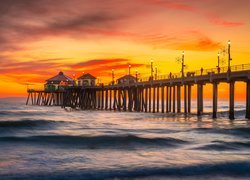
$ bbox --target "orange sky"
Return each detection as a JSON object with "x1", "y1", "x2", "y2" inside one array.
[{"x1": 0, "y1": 0, "x2": 249, "y2": 98}]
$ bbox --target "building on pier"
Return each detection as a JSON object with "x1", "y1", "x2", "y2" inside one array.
[
  {"x1": 45, "y1": 71, "x2": 75, "y2": 91},
  {"x1": 77, "y1": 73, "x2": 96, "y2": 86},
  {"x1": 117, "y1": 75, "x2": 137, "y2": 84}
]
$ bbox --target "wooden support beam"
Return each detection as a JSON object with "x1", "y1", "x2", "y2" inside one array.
[
  {"x1": 141, "y1": 88, "x2": 145, "y2": 112},
  {"x1": 246, "y1": 80, "x2": 250, "y2": 119},
  {"x1": 36, "y1": 92, "x2": 41, "y2": 105},
  {"x1": 109, "y1": 90, "x2": 112, "y2": 110},
  {"x1": 153, "y1": 87, "x2": 156, "y2": 113},
  {"x1": 101, "y1": 88, "x2": 104, "y2": 109},
  {"x1": 169, "y1": 86, "x2": 172, "y2": 112},
  {"x1": 197, "y1": 84, "x2": 203, "y2": 116},
  {"x1": 105, "y1": 90, "x2": 108, "y2": 110},
  {"x1": 161, "y1": 86, "x2": 165, "y2": 113},
  {"x1": 212, "y1": 83, "x2": 218, "y2": 118},
  {"x1": 188, "y1": 85, "x2": 191, "y2": 113},
  {"x1": 31, "y1": 92, "x2": 34, "y2": 105},
  {"x1": 97, "y1": 91, "x2": 100, "y2": 109},
  {"x1": 177, "y1": 85, "x2": 181, "y2": 113},
  {"x1": 149, "y1": 87, "x2": 152, "y2": 112},
  {"x1": 34, "y1": 92, "x2": 36, "y2": 105},
  {"x1": 229, "y1": 81, "x2": 235, "y2": 120},
  {"x1": 118, "y1": 89, "x2": 121, "y2": 111},
  {"x1": 134, "y1": 88, "x2": 138, "y2": 111},
  {"x1": 173, "y1": 86, "x2": 176, "y2": 113},
  {"x1": 184, "y1": 85, "x2": 187, "y2": 114},
  {"x1": 128, "y1": 88, "x2": 133, "y2": 112},
  {"x1": 113, "y1": 89, "x2": 117, "y2": 110},
  {"x1": 123, "y1": 89, "x2": 127, "y2": 111},
  {"x1": 26, "y1": 93, "x2": 30, "y2": 105},
  {"x1": 145, "y1": 88, "x2": 148, "y2": 112},
  {"x1": 157, "y1": 86, "x2": 160, "y2": 113},
  {"x1": 166, "y1": 86, "x2": 169, "y2": 113}
]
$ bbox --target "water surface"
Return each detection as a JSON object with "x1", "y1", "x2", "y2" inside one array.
[{"x1": 0, "y1": 99, "x2": 250, "y2": 179}]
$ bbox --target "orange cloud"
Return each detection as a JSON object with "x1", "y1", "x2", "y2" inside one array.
[
  {"x1": 0, "y1": 57, "x2": 144, "y2": 85},
  {"x1": 209, "y1": 16, "x2": 244, "y2": 27}
]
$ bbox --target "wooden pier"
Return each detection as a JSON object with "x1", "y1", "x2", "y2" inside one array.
[
  {"x1": 26, "y1": 90, "x2": 64, "y2": 106},
  {"x1": 27, "y1": 64, "x2": 250, "y2": 119}
]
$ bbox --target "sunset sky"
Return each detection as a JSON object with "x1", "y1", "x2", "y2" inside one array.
[{"x1": 0, "y1": 0, "x2": 249, "y2": 98}]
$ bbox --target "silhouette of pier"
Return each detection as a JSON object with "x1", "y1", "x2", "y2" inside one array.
[{"x1": 27, "y1": 63, "x2": 250, "y2": 120}]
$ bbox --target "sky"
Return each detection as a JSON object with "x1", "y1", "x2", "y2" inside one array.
[{"x1": 0, "y1": 0, "x2": 249, "y2": 98}]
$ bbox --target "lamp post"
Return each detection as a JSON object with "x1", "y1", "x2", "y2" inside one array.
[
  {"x1": 217, "y1": 53, "x2": 220, "y2": 67},
  {"x1": 112, "y1": 69, "x2": 114, "y2": 85},
  {"x1": 155, "y1": 66, "x2": 158, "y2": 80},
  {"x1": 151, "y1": 59, "x2": 154, "y2": 80},
  {"x1": 228, "y1": 40, "x2": 232, "y2": 72},
  {"x1": 128, "y1": 64, "x2": 131, "y2": 76},
  {"x1": 217, "y1": 53, "x2": 220, "y2": 73},
  {"x1": 181, "y1": 51, "x2": 185, "y2": 77}
]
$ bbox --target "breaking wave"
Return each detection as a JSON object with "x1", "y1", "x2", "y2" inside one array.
[{"x1": 0, "y1": 134, "x2": 188, "y2": 149}]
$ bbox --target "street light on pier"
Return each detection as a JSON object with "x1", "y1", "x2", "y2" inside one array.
[
  {"x1": 128, "y1": 64, "x2": 131, "y2": 76},
  {"x1": 155, "y1": 66, "x2": 158, "y2": 80},
  {"x1": 150, "y1": 59, "x2": 154, "y2": 80},
  {"x1": 228, "y1": 40, "x2": 232, "y2": 72},
  {"x1": 217, "y1": 53, "x2": 221, "y2": 73},
  {"x1": 181, "y1": 51, "x2": 185, "y2": 77}
]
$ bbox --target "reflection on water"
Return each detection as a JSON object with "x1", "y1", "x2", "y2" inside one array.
[{"x1": 0, "y1": 99, "x2": 250, "y2": 179}]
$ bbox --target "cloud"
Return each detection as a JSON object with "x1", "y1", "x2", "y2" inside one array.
[
  {"x1": 71, "y1": 58, "x2": 144, "y2": 77},
  {"x1": 49, "y1": 13, "x2": 122, "y2": 30},
  {"x1": 142, "y1": 0, "x2": 244, "y2": 28},
  {"x1": 173, "y1": 31, "x2": 221, "y2": 51},
  {"x1": 142, "y1": 0, "x2": 196, "y2": 12},
  {"x1": 209, "y1": 16, "x2": 244, "y2": 27},
  {"x1": 0, "y1": 0, "x2": 130, "y2": 52},
  {"x1": 72, "y1": 58, "x2": 128, "y2": 68},
  {"x1": 0, "y1": 0, "x2": 245, "y2": 54},
  {"x1": 0, "y1": 57, "x2": 144, "y2": 84}
]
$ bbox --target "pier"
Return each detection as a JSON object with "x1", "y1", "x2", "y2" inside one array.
[{"x1": 27, "y1": 63, "x2": 250, "y2": 120}]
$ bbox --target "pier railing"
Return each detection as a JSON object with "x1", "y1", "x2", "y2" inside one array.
[{"x1": 135, "y1": 63, "x2": 250, "y2": 82}]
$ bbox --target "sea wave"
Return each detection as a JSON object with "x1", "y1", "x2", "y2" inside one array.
[
  {"x1": 2, "y1": 161, "x2": 250, "y2": 179},
  {"x1": 0, "y1": 134, "x2": 188, "y2": 149},
  {"x1": 193, "y1": 127, "x2": 250, "y2": 138},
  {"x1": 0, "y1": 110, "x2": 49, "y2": 116},
  {"x1": 193, "y1": 140, "x2": 250, "y2": 151},
  {"x1": 0, "y1": 119, "x2": 65, "y2": 128}
]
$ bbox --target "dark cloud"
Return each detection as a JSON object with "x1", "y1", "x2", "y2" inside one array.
[
  {"x1": 0, "y1": 0, "x2": 244, "y2": 53},
  {"x1": 49, "y1": 13, "x2": 122, "y2": 30},
  {"x1": 0, "y1": 0, "x2": 130, "y2": 52}
]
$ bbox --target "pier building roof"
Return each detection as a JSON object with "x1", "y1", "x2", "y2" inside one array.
[
  {"x1": 78, "y1": 73, "x2": 96, "y2": 80},
  {"x1": 46, "y1": 71, "x2": 74, "y2": 83}
]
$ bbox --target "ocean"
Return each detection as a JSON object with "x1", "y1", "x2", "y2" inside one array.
[{"x1": 0, "y1": 98, "x2": 250, "y2": 179}]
